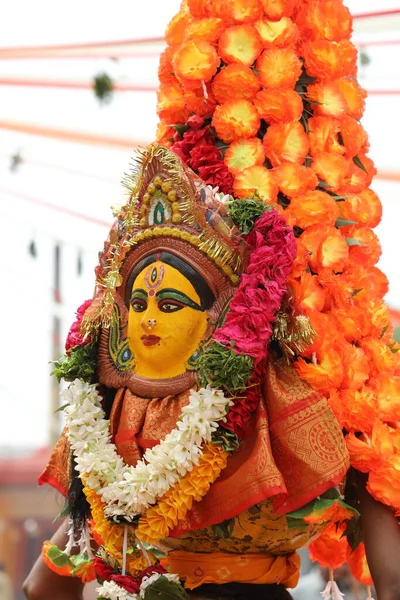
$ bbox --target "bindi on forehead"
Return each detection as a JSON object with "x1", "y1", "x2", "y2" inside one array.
[{"x1": 144, "y1": 263, "x2": 165, "y2": 297}]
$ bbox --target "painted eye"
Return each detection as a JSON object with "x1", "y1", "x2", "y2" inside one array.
[
  {"x1": 158, "y1": 300, "x2": 184, "y2": 313},
  {"x1": 131, "y1": 299, "x2": 147, "y2": 312}
]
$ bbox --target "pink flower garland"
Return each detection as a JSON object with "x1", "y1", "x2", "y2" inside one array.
[
  {"x1": 214, "y1": 209, "x2": 297, "y2": 438},
  {"x1": 65, "y1": 299, "x2": 93, "y2": 353}
]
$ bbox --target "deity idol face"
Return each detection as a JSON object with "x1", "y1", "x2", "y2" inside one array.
[{"x1": 127, "y1": 260, "x2": 209, "y2": 379}]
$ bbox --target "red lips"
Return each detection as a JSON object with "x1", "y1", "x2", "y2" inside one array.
[{"x1": 141, "y1": 335, "x2": 161, "y2": 346}]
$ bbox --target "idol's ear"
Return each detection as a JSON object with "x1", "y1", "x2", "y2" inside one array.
[{"x1": 97, "y1": 297, "x2": 135, "y2": 390}]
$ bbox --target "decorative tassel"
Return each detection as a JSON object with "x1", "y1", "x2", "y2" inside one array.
[
  {"x1": 136, "y1": 535, "x2": 153, "y2": 567},
  {"x1": 366, "y1": 584, "x2": 375, "y2": 600},
  {"x1": 320, "y1": 569, "x2": 345, "y2": 600},
  {"x1": 122, "y1": 525, "x2": 128, "y2": 576}
]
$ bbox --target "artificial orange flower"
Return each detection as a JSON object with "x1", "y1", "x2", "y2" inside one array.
[
  {"x1": 260, "y1": 0, "x2": 295, "y2": 20},
  {"x1": 173, "y1": 40, "x2": 220, "y2": 82},
  {"x1": 284, "y1": 190, "x2": 339, "y2": 229},
  {"x1": 256, "y1": 47, "x2": 302, "y2": 88},
  {"x1": 211, "y1": 64, "x2": 260, "y2": 103},
  {"x1": 314, "y1": 524, "x2": 353, "y2": 571},
  {"x1": 339, "y1": 115, "x2": 368, "y2": 158},
  {"x1": 263, "y1": 122, "x2": 309, "y2": 166},
  {"x1": 340, "y1": 385, "x2": 378, "y2": 434},
  {"x1": 212, "y1": 99, "x2": 260, "y2": 143},
  {"x1": 346, "y1": 432, "x2": 382, "y2": 473},
  {"x1": 187, "y1": 0, "x2": 209, "y2": 18},
  {"x1": 331, "y1": 303, "x2": 370, "y2": 343},
  {"x1": 307, "y1": 81, "x2": 347, "y2": 117},
  {"x1": 254, "y1": 17, "x2": 299, "y2": 48},
  {"x1": 367, "y1": 265, "x2": 389, "y2": 297},
  {"x1": 355, "y1": 296, "x2": 392, "y2": 341},
  {"x1": 224, "y1": 138, "x2": 265, "y2": 175},
  {"x1": 295, "y1": 342, "x2": 343, "y2": 395},
  {"x1": 336, "y1": 78, "x2": 367, "y2": 120},
  {"x1": 371, "y1": 377, "x2": 400, "y2": 423},
  {"x1": 158, "y1": 46, "x2": 177, "y2": 83},
  {"x1": 339, "y1": 188, "x2": 382, "y2": 229},
  {"x1": 41, "y1": 542, "x2": 96, "y2": 583},
  {"x1": 308, "y1": 523, "x2": 349, "y2": 569},
  {"x1": 185, "y1": 17, "x2": 226, "y2": 42},
  {"x1": 165, "y1": 9, "x2": 192, "y2": 46},
  {"x1": 233, "y1": 165, "x2": 278, "y2": 202},
  {"x1": 360, "y1": 338, "x2": 394, "y2": 379},
  {"x1": 307, "y1": 116, "x2": 343, "y2": 155},
  {"x1": 157, "y1": 76, "x2": 188, "y2": 124},
  {"x1": 347, "y1": 543, "x2": 373, "y2": 586},
  {"x1": 338, "y1": 164, "x2": 367, "y2": 196},
  {"x1": 303, "y1": 39, "x2": 357, "y2": 80},
  {"x1": 254, "y1": 88, "x2": 303, "y2": 124},
  {"x1": 311, "y1": 152, "x2": 352, "y2": 190},
  {"x1": 368, "y1": 456, "x2": 400, "y2": 510},
  {"x1": 345, "y1": 225, "x2": 382, "y2": 267},
  {"x1": 317, "y1": 228, "x2": 349, "y2": 271},
  {"x1": 299, "y1": 224, "x2": 332, "y2": 272},
  {"x1": 299, "y1": 0, "x2": 353, "y2": 42},
  {"x1": 328, "y1": 388, "x2": 345, "y2": 426},
  {"x1": 218, "y1": 24, "x2": 263, "y2": 66},
  {"x1": 295, "y1": 309, "x2": 340, "y2": 358},
  {"x1": 220, "y1": 0, "x2": 264, "y2": 23},
  {"x1": 290, "y1": 271, "x2": 326, "y2": 313},
  {"x1": 274, "y1": 162, "x2": 318, "y2": 198},
  {"x1": 371, "y1": 410, "x2": 399, "y2": 454},
  {"x1": 183, "y1": 81, "x2": 217, "y2": 117},
  {"x1": 341, "y1": 343, "x2": 370, "y2": 391},
  {"x1": 156, "y1": 122, "x2": 175, "y2": 148},
  {"x1": 290, "y1": 237, "x2": 309, "y2": 278}
]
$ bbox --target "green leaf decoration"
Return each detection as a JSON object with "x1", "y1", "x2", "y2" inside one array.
[
  {"x1": 343, "y1": 516, "x2": 363, "y2": 553},
  {"x1": 353, "y1": 155, "x2": 368, "y2": 173},
  {"x1": 286, "y1": 517, "x2": 309, "y2": 530},
  {"x1": 321, "y1": 487, "x2": 341, "y2": 501},
  {"x1": 346, "y1": 237, "x2": 366, "y2": 247},
  {"x1": 172, "y1": 123, "x2": 189, "y2": 137},
  {"x1": 286, "y1": 499, "x2": 317, "y2": 520},
  {"x1": 193, "y1": 342, "x2": 253, "y2": 393},
  {"x1": 54, "y1": 403, "x2": 69, "y2": 414},
  {"x1": 335, "y1": 218, "x2": 358, "y2": 228},
  {"x1": 212, "y1": 518, "x2": 235, "y2": 539},
  {"x1": 212, "y1": 426, "x2": 240, "y2": 453},
  {"x1": 46, "y1": 545, "x2": 71, "y2": 568},
  {"x1": 143, "y1": 576, "x2": 189, "y2": 600},
  {"x1": 227, "y1": 197, "x2": 268, "y2": 234},
  {"x1": 318, "y1": 180, "x2": 335, "y2": 189},
  {"x1": 51, "y1": 342, "x2": 97, "y2": 383}
]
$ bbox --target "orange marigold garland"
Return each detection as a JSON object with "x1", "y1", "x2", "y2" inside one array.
[{"x1": 154, "y1": 0, "x2": 400, "y2": 586}]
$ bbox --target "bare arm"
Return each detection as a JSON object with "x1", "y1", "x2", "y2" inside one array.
[
  {"x1": 356, "y1": 472, "x2": 400, "y2": 600},
  {"x1": 23, "y1": 520, "x2": 85, "y2": 600}
]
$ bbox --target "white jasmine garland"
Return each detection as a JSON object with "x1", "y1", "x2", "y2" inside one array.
[
  {"x1": 64, "y1": 380, "x2": 231, "y2": 521},
  {"x1": 96, "y1": 580, "x2": 137, "y2": 600}
]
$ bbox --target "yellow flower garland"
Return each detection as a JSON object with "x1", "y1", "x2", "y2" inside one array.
[
  {"x1": 136, "y1": 443, "x2": 228, "y2": 544},
  {"x1": 83, "y1": 482, "x2": 153, "y2": 574}
]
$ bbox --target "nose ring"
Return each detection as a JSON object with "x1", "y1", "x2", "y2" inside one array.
[{"x1": 147, "y1": 319, "x2": 156, "y2": 330}]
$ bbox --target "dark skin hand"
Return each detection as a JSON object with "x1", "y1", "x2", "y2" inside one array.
[
  {"x1": 23, "y1": 521, "x2": 85, "y2": 600},
  {"x1": 356, "y1": 471, "x2": 400, "y2": 600}
]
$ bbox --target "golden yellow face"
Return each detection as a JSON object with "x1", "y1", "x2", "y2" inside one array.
[{"x1": 127, "y1": 261, "x2": 209, "y2": 379}]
